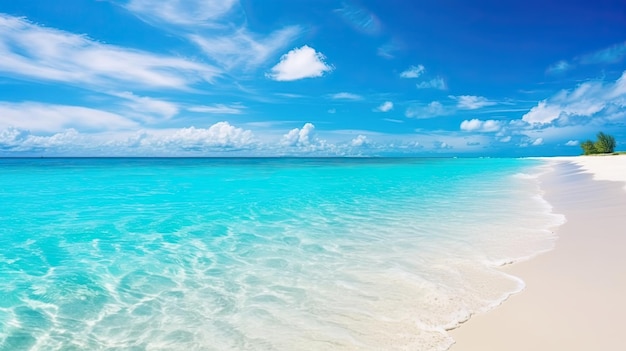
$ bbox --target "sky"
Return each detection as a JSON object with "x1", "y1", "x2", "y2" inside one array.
[{"x1": 0, "y1": 0, "x2": 625, "y2": 157}]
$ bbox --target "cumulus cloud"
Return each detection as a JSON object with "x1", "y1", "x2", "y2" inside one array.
[
  {"x1": 0, "y1": 122, "x2": 256, "y2": 155},
  {"x1": 331, "y1": 92, "x2": 363, "y2": 101},
  {"x1": 416, "y1": 77, "x2": 447, "y2": 90},
  {"x1": 459, "y1": 119, "x2": 502, "y2": 132},
  {"x1": 532, "y1": 138, "x2": 544, "y2": 146},
  {"x1": 565, "y1": 140, "x2": 579, "y2": 146},
  {"x1": 374, "y1": 101, "x2": 393, "y2": 112},
  {"x1": 282, "y1": 123, "x2": 316, "y2": 146},
  {"x1": 454, "y1": 95, "x2": 497, "y2": 110},
  {"x1": 522, "y1": 71, "x2": 626, "y2": 126},
  {"x1": 400, "y1": 65, "x2": 425, "y2": 78},
  {"x1": 351, "y1": 134, "x2": 368, "y2": 147},
  {"x1": 0, "y1": 14, "x2": 220, "y2": 90},
  {"x1": 0, "y1": 128, "x2": 83, "y2": 152},
  {"x1": 267, "y1": 46, "x2": 333, "y2": 81},
  {"x1": 163, "y1": 122, "x2": 254, "y2": 150}
]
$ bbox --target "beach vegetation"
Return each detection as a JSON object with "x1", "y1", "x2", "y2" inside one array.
[
  {"x1": 580, "y1": 132, "x2": 616, "y2": 155},
  {"x1": 594, "y1": 132, "x2": 616, "y2": 153},
  {"x1": 580, "y1": 140, "x2": 597, "y2": 155}
]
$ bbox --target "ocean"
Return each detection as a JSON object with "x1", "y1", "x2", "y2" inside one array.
[{"x1": 0, "y1": 158, "x2": 563, "y2": 350}]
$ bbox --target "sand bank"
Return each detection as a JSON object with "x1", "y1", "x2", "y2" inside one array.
[{"x1": 449, "y1": 155, "x2": 626, "y2": 350}]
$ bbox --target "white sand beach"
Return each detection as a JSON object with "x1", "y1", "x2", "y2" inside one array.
[{"x1": 449, "y1": 155, "x2": 626, "y2": 350}]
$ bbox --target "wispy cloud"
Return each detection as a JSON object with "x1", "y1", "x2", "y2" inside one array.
[
  {"x1": 0, "y1": 102, "x2": 138, "y2": 133},
  {"x1": 580, "y1": 41, "x2": 626, "y2": 65},
  {"x1": 546, "y1": 60, "x2": 571, "y2": 74},
  {"x1": 452, "y1": 95, "x2": 497, "y2": 110},
  {"x1": 405, "y1": 101, "x2": 450, "y2": 119},
  {"x1": 565, "y1": 140, "x2": 579, "y2": 146},
  {"x1": 190, "y1": 26, "x2": 301, "y2": 70},
  {"x1": 416, "y1": 77, "x2": 447, "y2": 90},
  {"x1": 377, "y1": 41, "x2": 400, "y2": 59},
  {"x1": 383, "y1": 118, "x2": 404, "y2": 123},
  {"x1": 400, "y1": 65, "x2": 425, "y2": 78},
  {"x1": 124, "y1": 0, "x2": 239, "y2": 27},
  {"x1": 547, "y1": 41, "x2": 626, "y2": 74},
  {"x1": 330, "y1": 92, "x2": 363, "y2": 101},
  {"x1": 112, "y1": 91, "x2": 179, "y2": 121},
  {"x1": 120, "y1": 0, "x2": 301, "y2": 72},
  {"x1": 374, "y1": 101, "x2": 394, "y2": 112},
  {"x1": 0, "y1": 14, "x2": 220, "y2": 90},
  {"x1": 187, "y1": 104, "x2": 245, "y2": 115},
  {"x1": 334, "y1": 2, "x2": 381, "y2": 35},
  {"x1": 267, "y1": 46, "x2": 333, "y2": 81}
]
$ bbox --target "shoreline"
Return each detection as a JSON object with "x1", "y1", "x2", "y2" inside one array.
[{"x1": 448, "y1": 155, "x2": 626, "y2": 350}]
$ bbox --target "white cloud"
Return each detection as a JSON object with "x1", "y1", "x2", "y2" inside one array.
[
  {"x1": 499, "y1": 136, "x2": 512, "y2": 143},
  {"x1": 163, "y1": 122, "x2": 254, "y2": 149},
  {"x1": 565, "y1": 140, "x2": 579, "y2": 146},
  {"x1": 331, "y1": 92, "x2": 364, "y2": 101},
  {"x1": 546, "y1": 41, "x2": 626, "y2": 74},
  {"x1": 400, "y1": 65, "x2": 425, "y2": 78},
  {"x1": 405, "y1": 101, "x2": 448, "y2": 119},
  {"x1": 375, "y1": 101, "x2": 394, "y2": 112},
  {"x1": 416, "y1": 77, "x2": 447, "y2": 90},
  {"x1": 334, "y1": 3, "x2": 380, "y2": 35},
  {"x1": 282, "y1": 123, "x2": 316, "y2": 146},
  {"x1": 190, "y1": 26, "x2": 300, "y2": 70},
  {"x1": 460, "y1": 119, "x2": 502, "y2": 132},
  {"x1": 546, "y1": 60, "x2": 571, "y2": 74},
  {"x1": 0, "y1": 14, "x2": 220, "y2": 90},
  {"x1": 532, "y1": 138, "x2": 544, "y2": 146},
  {"x1": 522, "y1": 71, "x2": 626, "y2": 126},
  {"x1": 0, "y1": 122, "x2": 256, "y2": 155},
  {"x1": 267, "y1": 46, "x2": 333, "y2": 81},
  {"x1": 454, "y1": 95, "x2": 497, "y2": 110},
  {"x1": 187, "y1": 104, "x2": 244, "y2": 114},
  {"x1": 125, "y1": 0, "x2": 239, "y2": 26},
  {"x1": 0, "y1": 128, "x2": 83, "y2": 152},
  {"x1": 0, "y1": 102, "x2": 137, "y2": 133},
  {"x1": 112, "y1": 92, "x2": 179, "y2": 120},
  {"x1": 120, "y1": 1, "x2": 301, "y2": 72},
  {"x1": 383, "y1": 118, "x2": 404, "y2": 123},
  {"x1": 351, "y1": 134, "x2": 368, "y2": 147}
]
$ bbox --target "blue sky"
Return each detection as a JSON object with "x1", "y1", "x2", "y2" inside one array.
[{"x1": 0, "y1": 0, "x2": 625, "y2": 156}]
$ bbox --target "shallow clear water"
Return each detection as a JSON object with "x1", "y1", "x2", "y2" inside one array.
[{"x1": 0, "y1": 158, "x2": 562, "y2": 350}]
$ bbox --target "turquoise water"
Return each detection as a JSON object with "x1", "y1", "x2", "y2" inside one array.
[{"x1": 0, "y1": 158, "x2": 563, "y2": 350}]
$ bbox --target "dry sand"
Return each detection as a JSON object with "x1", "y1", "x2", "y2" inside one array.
[{"x1": 449, "y1": 155, "x2": 626, "y2": 351}]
